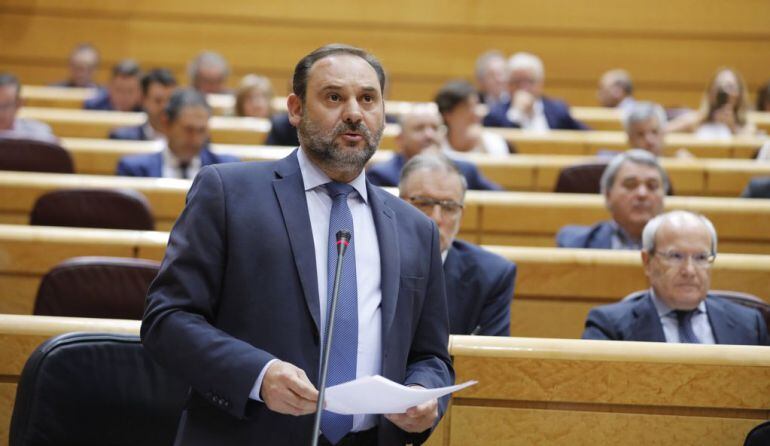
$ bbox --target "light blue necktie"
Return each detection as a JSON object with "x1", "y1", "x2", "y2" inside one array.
[
  {"x1": 675, "y1": 310, "x2": 701, "y2": 344},
  {"x1": 321, "y1": 182, "x2": 358, "y2": 444}
]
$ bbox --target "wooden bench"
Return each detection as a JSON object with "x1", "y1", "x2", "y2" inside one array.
[
  {"x1": 55, "y1": 137, "x2": 770, "y2": 196},
  {"x1": 1, "y1": 224, "x2": 767, "y2": 339},
  {"x1": 430, "y1": 335, "x2": 770, "y2": 445},
  {"x1": 1, "y1": 171, "x2": 769, "y2": 254}
]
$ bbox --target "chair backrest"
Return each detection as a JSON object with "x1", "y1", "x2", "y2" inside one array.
[
  {"x1": 30, "y1": 188, "x2": 156, "y2": 230},
  {"x1": 9, "y1": 332, "x2": 187, "y2": 446},
  {"x1": 554, "y1": 162, "x2": 608, "y2": 194},
  {"x1": 34, "y1": 256, "x2": 161, "y2": 319},
  {"x1": 0, "y1": 138, "x2": 74, "y2": 173}
]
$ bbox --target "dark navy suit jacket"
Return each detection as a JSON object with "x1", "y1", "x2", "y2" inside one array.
[
  {"x1": 556, "y1": 220, "x2": 615, "y2": 249},
  {"x1": 742, "y1": 177, "x2": 770, "y2": 198},
  {"x1": 109, "y1": 124, "x2": 150, "y2": 141},
  {"x1": 483, "y1": 96, "x2": 589, "y2": 130},
  {"x1": 140, "y1": 151, "x2": 454, "y2": 445},
  {"x1": 116, "y1": 148, "x2": 239, "y2": 177},
  {"x1": 444, "y1": 240, "x2": 516, "y2": 336},
  {"x1": 582, "y1": 292, "x2": 769, "y2": 345},
  {"x1": 83, "y1": 88, "x2": 142, "y2": 112},
  {"x1": 367, "y1": 153, "x2": 502, "y2": 191}
]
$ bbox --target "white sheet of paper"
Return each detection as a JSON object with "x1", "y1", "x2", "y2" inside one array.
[{"x1": 323, "y1": 375, "x2": 477, "y2": 415}]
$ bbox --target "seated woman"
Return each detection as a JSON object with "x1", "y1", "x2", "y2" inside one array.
[
  {"x1": 667, "y1": 67, "x2": 755, "y2": 139},
  {"x1": 233, "y1": 74, "x2": 274, "y2": 119},
  {"x1": 434, "y1": 80, "x2": 512, "y2": 157}
]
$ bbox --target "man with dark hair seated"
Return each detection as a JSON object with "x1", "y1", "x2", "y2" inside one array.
[
  {"x1": 557, "y1": 149, "x2": 667, "y2": 249},
  {"x1": 367, "y1": 107, "x2": 502, "y2": 191},
  {"x1": 582, "y1": 210, "x2": 768, "y2": 345},
  {"x1": 110, "y1": 68, "x2": 177, "y2": 141},
  {"x1": 399, "y1": 152, "x2": 517, "y2": 336},
  {"x1": 117, "y1": 88, "x2": 237, "y2": 178},
  {"x1": 0, "y1": 72, "x2": 57, "y2": 143},
  {"x1": 84, "y1": 59, "x2": 143, "y2": 112}
]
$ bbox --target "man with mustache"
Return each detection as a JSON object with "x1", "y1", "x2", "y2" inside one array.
[
  {"x1": 557, "y1": 150, "x2": 667, "y2": 250},
  {"x1": 141, "y1": 44, "x2": 453, "y2": 445},
  {"x1": 582, "y1": 210, "x2": 768, "y2": 345}
]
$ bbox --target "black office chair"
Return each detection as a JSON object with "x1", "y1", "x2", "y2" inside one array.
[
  {"x1": 9, "y1": 332, "x2": 188, "y2": 446},
  {"x1": 0, "y1": 138, "x2": 74, "y2": 173},
  {"x1": 554, "y1": 162, "x2": 607, "y2": 194},
  {"x1": 30, "y1": 188, "x2": 156, "y2": 230}
]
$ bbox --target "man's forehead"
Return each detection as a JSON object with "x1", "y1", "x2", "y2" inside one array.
[
  {"x1": 307, "y1": 54, "x2": 380, "y2": 91},
  {"x1": 403, "y1": 112, "x2": 440, "y2": 129},
  {"x1": 616, "y1": 162, "x2": 661, "y2": 180},
  {"x1": 405, "y1": 169, "x2": 463, "y2": 196},
  {"x1": 656, "y1": 220, "x2": 711, "y2": 248}
]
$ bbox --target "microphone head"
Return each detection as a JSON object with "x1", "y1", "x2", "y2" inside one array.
[{"x1": 336, "y1": 230, "x2": 352, "y2": 243}]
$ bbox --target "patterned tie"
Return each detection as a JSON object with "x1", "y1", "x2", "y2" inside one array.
[
  {"x1": 675, "y1": 310, "x2": 701, "y2": 344},
  {"x1": 321, "y1": 182, "x2": 358, "y2": 444}
]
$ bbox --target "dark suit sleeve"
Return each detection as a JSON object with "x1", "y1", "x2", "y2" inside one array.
[
  {"x1": 115, "y1": 158, "x2": 135, "y2": 176},
  {"x1": 141, "y1": 166, "x2": 274, "y2": 419},
  {"x1": 582, "y1": 307, "x2": 616, "y2": 340},
  {"x1": 755, "y1": 310, "x2": 769, "y2": 345},
  {"x1": 478, "y1": 263, "x2": 516, "y2": 336}
]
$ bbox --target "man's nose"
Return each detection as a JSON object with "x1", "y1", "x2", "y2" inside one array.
[{"x1": 342, "y1": 98, "x2": 363, "y2": 124}]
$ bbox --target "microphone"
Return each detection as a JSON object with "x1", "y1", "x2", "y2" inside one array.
[{"x1": 311, "y1": 230, "x2": 352, "y2": 446}]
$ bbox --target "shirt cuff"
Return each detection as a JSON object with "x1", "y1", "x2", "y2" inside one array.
[{"x1": 249, "y1": 358, "x2": 279, "y2": 402}]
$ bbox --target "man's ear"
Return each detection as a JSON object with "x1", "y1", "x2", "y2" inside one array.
[
  {"x1": 641, "y1": 250, "x2": 652, "y2": 280},
  {"x1": 287, "y1": 93, "x2": 302, "y2": 127}
]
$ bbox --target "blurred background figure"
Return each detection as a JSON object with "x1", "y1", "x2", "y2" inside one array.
[
  {"x1": 188, "y1": 51, "x2": 230, "y2": 94},
  {"x1": 52, "y1": 43, "x2": 101, "y2": 89},
  {"x1": 110, "y1": 68, "x2": 178, "y2": 142},
  {"x1": 474, "y1": 50, "x2": 510, "y2": 109},
  {"x1": 625, "y1": 101, "x2": 667, "y2": 156},
  {"x1": 234, "y1": 74, "x2": 274, "y2": 118},
  {"x1": 435, "y1": 80, "x2": 510, "y2": 157},
  {"x1": 0, "y1": 73, "x2": 57, "y2": 143},
  {"x1": 667, "y1": 67, "x2": 755, "y2": 138},
  {"x1": 597, "y1": 68, "x2": 635, "y2": 112},
  {"x1": 756, "y1": 80, "x2": 770, "y2": 112},
  {"x1": 83, "y1": 59, "x2": 142, "y2": 112}
]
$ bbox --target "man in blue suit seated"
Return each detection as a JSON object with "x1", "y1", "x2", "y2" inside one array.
[
  {"x1": 110, "y1": 68, "x2": 177, "y2": 142},
  {"x1": 557, "y1": 149, "x2": 667, "y2": 249},
  {"x1": 742, "y1": 176, "x2": 770, "y2": 198},
  {"x1": 141, "y1": 44, "x2": 453, "y2": 445},
  {"x1": 367, "y1": 107, "x2": 502, "y2": 191},
  {"x1": 582, "y1": 210, "x2": 768, "y2": 345},
  {"x1": 83, "y1": 59, "x2": 143, "y2": 112},
  {"x1": 116, "y1": 88, "x2": 238, "y2": 178},
  {"x1": 399, "y1": 152, "x2": 516, "y2": 336},
  {"x1": 483, "y1": 52, "x2": 588, "y2": 131}
]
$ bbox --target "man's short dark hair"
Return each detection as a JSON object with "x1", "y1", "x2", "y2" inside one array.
[
  {"x1": 164, "y1": 88, "x2": 211, "y2": 123},
  {"x1": 141, "y1": 68, "x2": 178, "y2": 96},
  {"x1": 292, "y1": 44, "x2": 386, "y2": 102},
  {"x1": 112, "y1": 59, "x2": 141, "y2": 79},
  {"x1": 434, "y1": 80, "x2": 476, "y2": 116},
  {"x1": 0, "y1": 72, "x2": 21, "y2": 97}
]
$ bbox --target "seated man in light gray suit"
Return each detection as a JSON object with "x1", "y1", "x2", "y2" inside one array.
[{"x1": 583, "y1": 210, "x2": 768, "y2": 345}]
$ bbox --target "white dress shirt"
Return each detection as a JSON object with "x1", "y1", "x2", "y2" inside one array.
[
  {"x1": 161, "y1": 146, "x2": 201, "y2": 179},
  {"x1": 650, "y1": 289, "x2": 716, "y2": 344},
  {"x1": 506, "y1": 98, "x2": 550, "y2": 132},
  {"x1": 250, "y1": 148, "x2": 382, "y2": 431}
]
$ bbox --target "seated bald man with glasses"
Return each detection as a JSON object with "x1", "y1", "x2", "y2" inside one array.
[
  {"x1": 399, "y1": 152, "x2": 517, "y2": 336},
  {"x1": 582, "y1": 211, "x2": 768, "y2": 345}
]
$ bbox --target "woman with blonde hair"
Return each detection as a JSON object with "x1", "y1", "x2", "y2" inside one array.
[{"x1": 234, "y1": 74, "x2": 274, "y2": 118}]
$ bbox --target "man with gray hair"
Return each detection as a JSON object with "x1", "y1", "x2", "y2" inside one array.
[
  {"x1": 188, "y1": 51, "x2": 230, "y2": 94},
  {"x1": 582, "y1": 210, "x2": 768, "y2": 345},
  {"x1": 474, "y1": 50, "x2": 510, "y2": 108},
  {"x1": 117, "y1": 88, "x2": 238, "y2": 178},
  {"x1": 624, "y1": 101, "x2": 667, "y2": 157},
  {"x1": 557, "y1": 149, "x2": 668, "y2": 249},
  {"x1": 399, "y1": 152, "x2": 517, "y2": 336},
  {"x1": 597, "y1": 69, "x2": 635, "y2": 112},
  {"x1": 0, "y1": 73, "x2": 57, "y2": 143},
  {"x1": 483, "y1": 51, "x2": 588, "y2": 130}
]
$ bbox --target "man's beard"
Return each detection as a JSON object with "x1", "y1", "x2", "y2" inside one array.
[{"x1": 298, "y1": 114, "x2": 383, "y2": 176}]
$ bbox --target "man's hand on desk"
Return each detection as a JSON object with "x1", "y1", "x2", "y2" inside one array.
[
  {"x1": 261, "y1": 360, "x2": 318, "y2": 416},
  {"x1": 384, "y1": 385, "x2": 438, "y2": 433}
]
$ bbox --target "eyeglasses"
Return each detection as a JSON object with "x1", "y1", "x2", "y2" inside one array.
[
  {"x1": 406, "y1": 196, "x2": 463, "y2": 218},
  {"x1": 652, "y1": 250, "x2": 716, "y2": 268}
]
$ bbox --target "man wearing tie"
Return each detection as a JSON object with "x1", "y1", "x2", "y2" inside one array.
[
  {"x1": 116, "y1": 88, "x2": 238, "y2": 178},
  {"x1": 141, "y1": 45, "x2": 453, "y2": 445},
  {"x1": 582, "y1": 210, "x2": 768, "y2": 345}
]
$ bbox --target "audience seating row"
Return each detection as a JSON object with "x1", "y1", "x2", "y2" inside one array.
[
  {"x1": 1, "y1": 224, "x2": 767, "y2": 340},
  {"x1": 1, "y1": 171, "x2": 768, "y2": 253},
  {"x1": 0, "y1": 315, "x2": 766, "y2": 445}
]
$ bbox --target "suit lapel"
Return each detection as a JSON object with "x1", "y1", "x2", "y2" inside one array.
[
  {"x1": 273, "y1": 151, "x2": 321, "y2": 333},
  {"x1": 443, "y1": 245, "x2": 474, "y2": 334},
  {"x1": 705, "y1": 297, "x2": 737, "y2": 344},
  {"x1": 367, "y1": 184, "x2": 399, "y2": 346},
  {"x1": 630, "y1": 294, "x2": 666, "y2": 342},
  {"x1": 150, "y1": 152, "x2": 163, "y2": 177}
]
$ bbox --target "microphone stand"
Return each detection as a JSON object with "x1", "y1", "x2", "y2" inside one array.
[{"x1": 311, "y1": 230, "x2": 352, "y2": 446}]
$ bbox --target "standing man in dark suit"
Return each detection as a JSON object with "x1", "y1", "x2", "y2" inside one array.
[
  {"x1": 141, "y1": 44, "x2": 453, "y2": 445},
  {"x1": 367, "y1": 107, "x2": 502, "y2": 191},
  {"x1": 110, "y1": 68, "x2": 177, "y2": 141},
  {"x1": 556, "y1": 150, "x2": 668, "y2": 249},
  {"x1": 582, "y1": 210, "x2": 768, "y2": 345},
  {"x1": 483, "y1": 52, "x2": 588, "y2": 131},
  {"x1": 116, "y1": 89, "x2": 237, "y2": 178},
  {"x1": 399, "y1": 152, "x2": 516, "y2": 336}
]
